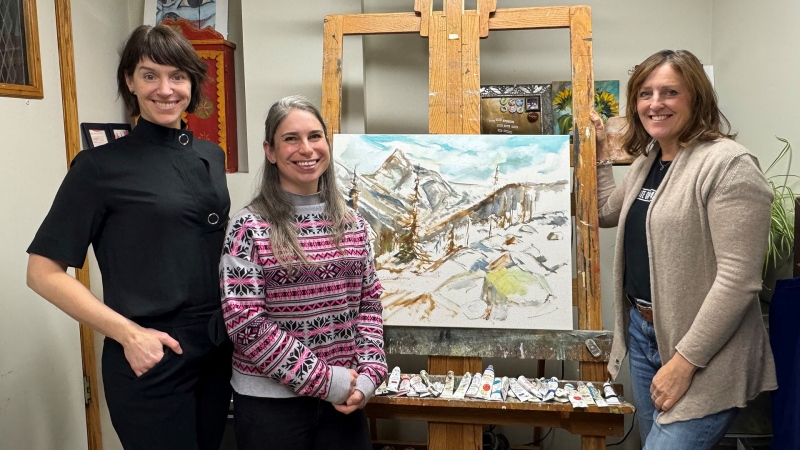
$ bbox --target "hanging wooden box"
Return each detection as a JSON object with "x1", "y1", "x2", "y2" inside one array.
[{"x1": 163, "y1": 18, "x2": 238, "y2": 173}]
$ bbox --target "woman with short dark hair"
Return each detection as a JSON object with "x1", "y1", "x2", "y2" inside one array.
[{"x1": 27, "y1": 24, "x2": 232, "y2": 450}]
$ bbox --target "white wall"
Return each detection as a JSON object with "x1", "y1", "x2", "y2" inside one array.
[
  {"x1": 0, "y1": 1, "x2": 87, "y2": 448},
  {"x1": 230, "y1": 0, "x2": 366, "y2": 213},
  {"x1": 712, "y1": 0, "x2": 800, "y2": 180}
]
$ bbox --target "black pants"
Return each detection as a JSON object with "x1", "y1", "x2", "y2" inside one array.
[
  {"x1": 233, "y1": 392, "x2": 372, "y2": 450},
  {"x1": 102, "y1": 318, "x2": 232, "y2": 450}
]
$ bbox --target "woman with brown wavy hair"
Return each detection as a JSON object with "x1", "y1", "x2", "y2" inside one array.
[{"x1": 595, "y1": 49, "x2": 776, "y2": 449}]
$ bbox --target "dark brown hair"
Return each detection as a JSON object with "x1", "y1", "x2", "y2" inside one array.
[
  {"x1": 622, "y1": 49, "x2": 735, "y2": 156},
  {"x1": 116, "y1": 24, "x2": 208, "y2": 117}
]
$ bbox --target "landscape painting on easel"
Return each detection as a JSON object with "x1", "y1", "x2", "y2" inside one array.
[{"x1": 333, "y1": 134, "x2": 573, "y2": 330}]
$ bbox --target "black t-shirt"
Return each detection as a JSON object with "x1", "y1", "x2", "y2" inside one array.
[
  {"x1": 623, "y1": 153, "x2": 671, "y2": 305},
  {"x1": 28, "y1": 118, "x2": 231, "y2": 322}
]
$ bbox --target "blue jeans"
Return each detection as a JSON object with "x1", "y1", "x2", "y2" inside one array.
[{"x1": 627, "y1": 307, "x2": 738, "y2": 449}]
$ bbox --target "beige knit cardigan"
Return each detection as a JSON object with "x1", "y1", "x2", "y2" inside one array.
[{"x1": 598, "y1": 138, "x2": 777, "y2": 424}]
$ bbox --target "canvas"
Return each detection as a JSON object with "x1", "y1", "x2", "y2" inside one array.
[{"x1": 334, "y1": 134, "x2": 573, "y2": 330}]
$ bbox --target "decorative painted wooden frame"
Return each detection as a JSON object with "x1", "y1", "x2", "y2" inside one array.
[
  {"x1": 0, "y1": 0, "x2": 43, "y2": 99},
  {"x1": 479, "y1": 84, "x2": 554, "y2": 135}
]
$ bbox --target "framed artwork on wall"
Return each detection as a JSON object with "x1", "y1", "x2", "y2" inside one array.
[
  {"x1": 479, "y1": 84, "x2": 554, "y2": 135},
  {"x1": 143, "y1": 0, "x2": 228, "y2": 37},
  {"x1": 0, "y1": 0, "x2": 43, "y2": 99},
  {"x1": 80, "y1": 123, "x2": 131, "y2": 149}
]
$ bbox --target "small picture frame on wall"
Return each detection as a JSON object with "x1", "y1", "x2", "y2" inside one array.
[
  {"x1": 80, "y1": 123, "x2": 132, "y2": 149},
  {"x1": 108, "y1": 123, "x2": 132, "y2": 139},
  {"x1": 480, "y1": 84, "x2": 554, "y2": 135}
]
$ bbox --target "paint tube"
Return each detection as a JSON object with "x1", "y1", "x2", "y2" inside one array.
[
  {"x1": 476, "y1": 365, "x2": 495, "y2": 400},
  {"x1": 501, "y1": 377, "x2": 510, "y2": 401},
  {"x1": 489, "y1": 377, "x2": 504, "y2": 401},
  {"x1": 430, "y1": 381, "x2": 445, "y2": 397},
  {"x1": 537, "y1": 378, "x2": 549, "y2": 399},
  {"x1": 419, "y1": 370, "x2": 433, "y2": 388},
  {"x1": 375, "y1": 380, "x2": 389, "y2": 396},
  {"x1": 396, "y1": 374, "x2": 411, "y2": 396},
  {"x1": 410, "y1": 375, "x2": 430, "y2": 397},
  {"x1": 509, "y1": 378, "x2": 535, "y2": 402},
  {"x1": 554, "y1": 387, "x2": 570, "y2": 403},
  {"x1": 576, "y1": 382, "x2": 595, "y2": 405},
  {"x1": 586, "y1": 382, "x2": 607, "y2": 407},
  {"x1": 563, "y1": 383, "x2": 588, "y2": 408},
  {"x1": 441, "y1": 371, "x2": 456, "y2": 398},
  {"x1": 386, "y1": 367, "x2": 402, "y2": 393},
  {"x1": 465, "y1": 372, "x2": 483, "y2": 398},
  {"x1": 453, "y1": 372, "x2": 472, "y2": 399},
  {"x1": 543, "y1": 377, "x2": 558, "y2": 402},
  {"x1": 516, "y1": 376, "x2": 543, "y2": 401},
  {"x1": 602, "y1": 381, "x2": 621, "y2": 405}
]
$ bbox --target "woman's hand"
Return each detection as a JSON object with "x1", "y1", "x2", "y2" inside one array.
[
  {"x1": 589, "y1": 109, "x2": 610, "y2": 161},
  {"x1": 650, "y1": 352, "x2": 697, "y2": 412},
  {"x1": 334, "y1": 389, "x2": 366, "y2": 415},
  {"x1": 122, "y1": 326, "x2": 183, "y2": 376}
]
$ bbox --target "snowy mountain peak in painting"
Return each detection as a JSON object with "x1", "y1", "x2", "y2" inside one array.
[{"x1": 333, "y1": 134, "x2": 573, "y2": 331}]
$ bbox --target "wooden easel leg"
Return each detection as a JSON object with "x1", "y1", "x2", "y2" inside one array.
[
  {"x1": 581, "y1": 435, "x2": 606, "y2": 450},
  {"x1": 430, "y1": 422, "x2": 482, "y2": 450},
  {"x1": 427, "y1": 356, "x2": 482, "y2": 450}
]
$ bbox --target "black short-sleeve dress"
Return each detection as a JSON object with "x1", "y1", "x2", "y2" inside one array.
[{"x1": 28, "y1": 117, "x2": 233, "y2": 450}]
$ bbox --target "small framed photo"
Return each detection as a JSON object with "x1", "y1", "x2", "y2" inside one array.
[
  {"x1": 108, "y1": 123, "x2": 132, "y2": 139},
  {"x1": 80, "y1": 122, "x2": 132, "y2": 149},
  {"x1": 80, "y1": 123, "x2": 112, "y2": 149}
]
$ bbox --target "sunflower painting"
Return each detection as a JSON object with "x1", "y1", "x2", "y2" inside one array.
[{"x1": 551, "y1": 80, "x2": 620, "y2": 135}]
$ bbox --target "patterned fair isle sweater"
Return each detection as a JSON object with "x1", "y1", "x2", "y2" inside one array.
[{"x1": 220, "y1": 196, "x2": 387, "y2": 405}]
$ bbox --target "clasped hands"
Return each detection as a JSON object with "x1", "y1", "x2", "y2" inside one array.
[{"x1": 334, "y1": 368, "x2": 366, "y2": 415}]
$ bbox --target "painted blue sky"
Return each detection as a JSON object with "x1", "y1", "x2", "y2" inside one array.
[{"x1": 333, "y1": 134, "x2": 570, "y2": 185}]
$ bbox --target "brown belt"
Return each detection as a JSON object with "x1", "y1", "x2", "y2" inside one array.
[{"x1": 627, "y1": 294, "x2": 653, "y2": 323}]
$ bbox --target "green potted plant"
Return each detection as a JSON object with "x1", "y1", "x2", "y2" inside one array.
[{"x1": 761, "y1": 137, "x2": 798, "y2": 302}]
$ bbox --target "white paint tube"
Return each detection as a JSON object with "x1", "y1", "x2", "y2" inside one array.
[
  {"x1": 602, "y1": 381, "x2": 621, "y2": 405},
  {"x1": 476, "y1": 365, "x2": 496, "y2": 400},
  {"x1": 536, "y1": 378, "x2": 549, "y2": 399},
  {"x1": 465, "y1": 372, "x2": 483, "y2": 398},
  {"x1": 563, "y1": 383, "x2": 588, "y2": 408},
  {"x1": 501, "y1": 376, "x2": 510, "y2": 402},
  {"x1": 428, "y1": 381, "x2": 444, "y2": 397},
  {"x1": 587, "y1": 382, "x2": 608, "y2": 407},
  {"x1": 396, "y1": 374, "x2": 411, "y2": 396},
  {"x1": 441, "y1": 371, "x2": 456, "y2": 398},
  {"x1": 453, "y1": 372, "x2": 472, "y2": 399},
  {"x1": 543, "y1": 377, "x2": 558, "y2": 402},
  {"x1": 516, "y1": 376, "x2": 543, "y2": 401},
  {"x1": 419, "y1": 370, "x2": 433, "y2": 388},
  {"x1": 509, "y1": 378, "x2": 535, "y2": 402},
  {"x1": 375, "y1": 380, "x2": 389, "y2": 396},
  {"x1": 489, "y1": 377, "x2": 504, "y2": 401},
  {"x1": 554, "y1": 387, "x2": 570, "y2": 403},
  {"x1": 576, "y1": 382, "x2": 595, "y2": 405},
  {"x1": 386, "y1": 367, "x2": 402, "y2": 393},
  {"x1": 410, "y1": 375, "x2": 430, "y2": 397}
]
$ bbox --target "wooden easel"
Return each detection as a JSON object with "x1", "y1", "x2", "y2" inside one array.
[{"x1": 321, "y1": 2, "x2": 629, "y2": 449}]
